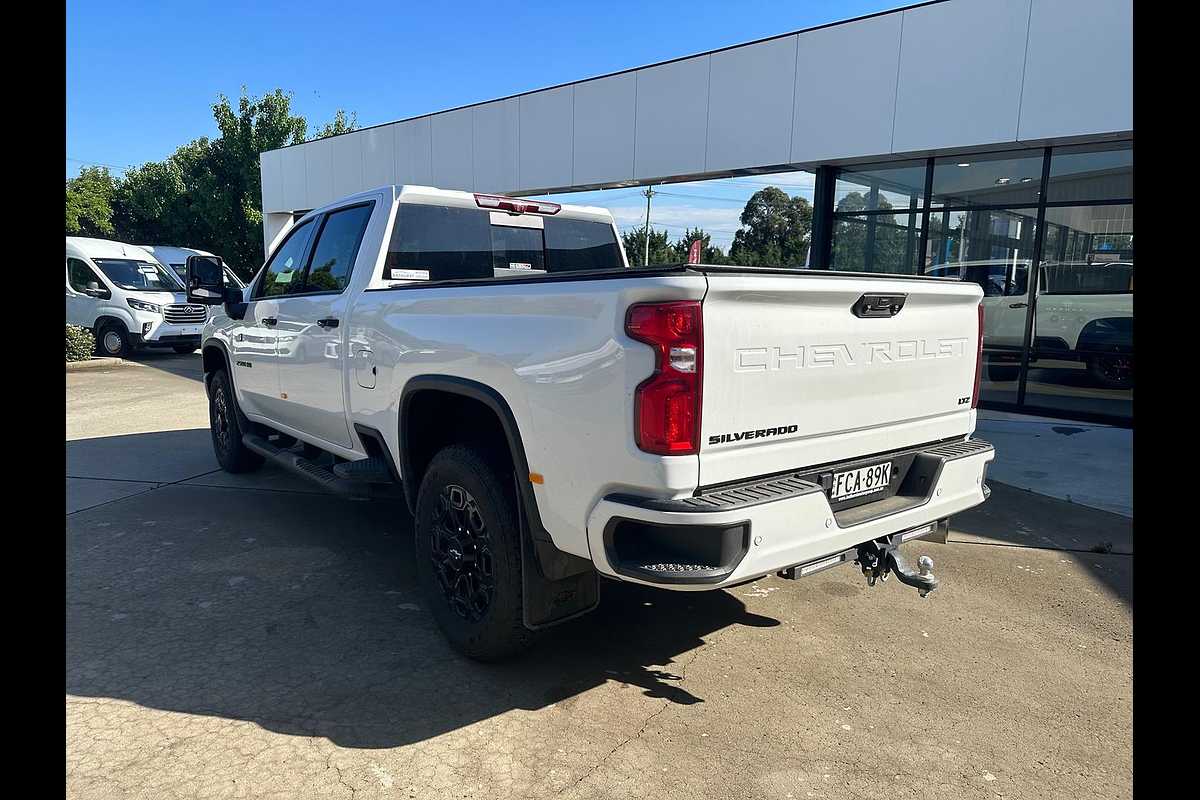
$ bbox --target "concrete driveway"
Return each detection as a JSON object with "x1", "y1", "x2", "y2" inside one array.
[{"x1": 67, "y1": 354, "x2": 1132, "y2": 799}]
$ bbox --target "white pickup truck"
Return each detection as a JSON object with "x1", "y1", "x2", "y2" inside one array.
[{"x1": 187, "y1": 185, "x2": 995, "y2": 660}]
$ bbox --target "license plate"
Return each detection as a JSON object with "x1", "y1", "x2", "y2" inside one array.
[{"x1": 830, "y1": 462, "x2": 892, "y2": 502}]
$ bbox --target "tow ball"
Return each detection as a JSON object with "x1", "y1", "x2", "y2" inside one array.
[{"x1": 855, "y1": 538, "x2": 939, "y2": 598}]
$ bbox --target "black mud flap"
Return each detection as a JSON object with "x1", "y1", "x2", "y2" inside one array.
[{"x1": 515, "y1": 478, "x2": 600, "y2": 630}]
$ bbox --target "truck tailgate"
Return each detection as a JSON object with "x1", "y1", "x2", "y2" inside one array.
[{"x1": 698, "y1": 272, "x2": 983, "y2": 487}]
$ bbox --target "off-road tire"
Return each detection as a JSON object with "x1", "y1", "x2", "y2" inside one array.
[
  {"x1": 208, "y1": 369, "x2": 264, "y2": 474},
  {"x1": 414, "y1": 444, "x2": 533, "y2": 661}
]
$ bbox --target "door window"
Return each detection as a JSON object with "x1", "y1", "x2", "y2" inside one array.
[
  {"x1": 301, "y1": 204, "x2": 374, "y2": 292},
  {"x1": 67, "y1": 258, "x2": 106, "y2": 295},
  {"x1": 255, "y1": 220, "x2": 315, "y2": 298}
]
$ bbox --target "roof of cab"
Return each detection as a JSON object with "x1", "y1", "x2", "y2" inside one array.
[
  {"x1": 66, "y1": 237, "x2": 157, "y2": 263},
  {"x1": 296, "y1": 185, "x2": 616, "y2": 227}
]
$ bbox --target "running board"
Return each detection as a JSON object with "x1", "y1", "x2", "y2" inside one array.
[{"x1": 241, "y1": 433, "x2": 403, "y2": 501}]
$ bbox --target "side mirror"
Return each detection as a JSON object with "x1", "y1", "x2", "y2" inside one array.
[{"x1": 186, "y1": 255, "x2": 225, "y2": 305}]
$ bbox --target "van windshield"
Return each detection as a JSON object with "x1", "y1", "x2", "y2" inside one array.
[{"x1": 94, "y1": 259, "x2": 184, "y2": 292}]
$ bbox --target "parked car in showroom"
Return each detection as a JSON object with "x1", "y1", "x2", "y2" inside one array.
[
  {"x1": 66, "y1": 237, "x2": 208, "y2": 357},
  {"x1": 927, "y1": 259, "x2": 1132, "y2": 389}
]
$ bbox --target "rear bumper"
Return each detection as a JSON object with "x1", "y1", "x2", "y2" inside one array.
[{"x1": 586, "y1": 438, "x2": 994, "y2": 590}]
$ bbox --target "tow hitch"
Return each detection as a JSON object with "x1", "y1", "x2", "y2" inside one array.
[{"x1": 855, "y1": 536, "x2": 939, "y2": 598}]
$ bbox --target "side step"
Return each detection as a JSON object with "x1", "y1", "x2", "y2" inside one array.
[
  {"x1": 332, "y1": 456, "x2": 394, "y2": 483},
  {"x1": 242, "y1": 434, "x2": 402, "y2": 500}
]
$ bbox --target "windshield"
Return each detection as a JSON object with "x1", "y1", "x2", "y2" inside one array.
[{"x1": 94, "y1": 259, "x2": 184, "y2": 292}]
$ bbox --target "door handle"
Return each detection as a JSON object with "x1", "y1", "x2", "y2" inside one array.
[
  {"x1": 1008, "y1": 302, "x2": 1028, "y2": 309},
  {"x1": 262, "y1": 317, "x2": 278, "y2": 327},
  {"x1": 317, "y1": 317, "x2": 340, "y2": 329}
]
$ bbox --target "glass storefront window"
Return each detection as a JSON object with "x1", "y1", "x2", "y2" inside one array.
[
  {"x1": 825, "y1": 141, "x2": 1131, "y2": 423},
  {"x1": 831, "y1": 213, "x2": 921, "y2": 273},
  {"x1": 1047, "y1": 143, "x2": 1132, "y2": 203},
  {"x1": 931, "y1": 150, "x2": 1044, "y2": 208},
  {"x1": 834, "y1": 160, "x2": 926, "y2": 212},
  {"x1": 1024, "y1": 204, "x2": 1133, "y2": 417}
]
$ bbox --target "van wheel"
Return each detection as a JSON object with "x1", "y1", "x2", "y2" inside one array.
[
  {"x1": 208, "y1": 369, "x2": 264, "y2": 473},
  {"x1": 96, "y1": 323, "x2": 130, "y2": 358},
  {"x1": 414, "y1": 444, "x2": 533, "y2": 661}
]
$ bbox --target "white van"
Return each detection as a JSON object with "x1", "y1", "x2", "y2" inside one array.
[
  {"x1": 138, "y1": 245, "x2": 245, "y2": 290},
  {"x1": 66, "y1": 237, "x2": 208, "y2": 357}
]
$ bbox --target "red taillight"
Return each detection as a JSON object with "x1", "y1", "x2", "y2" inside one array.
[
  {"x1": 971, "y1": 302, "x2": 984, "y2": 409},
  {"x1": 626, "y1": 301, "x2": 703, "y2": 455},
  {"x1": 473, "y1": 193, "x2": 561, "y2": 215}
]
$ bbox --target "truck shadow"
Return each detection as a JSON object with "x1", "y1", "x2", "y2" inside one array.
[{"x1": 66, "y1": 440, "x2": 778, "y2": 749}]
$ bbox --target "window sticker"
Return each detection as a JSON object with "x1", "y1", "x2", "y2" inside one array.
[
  {"x1": 390, "y1": 268, "x2": 430, "y2": 281},
  {"x1": 275, "y1": 270, "x2": 295, "y2": 284},
  {"x1": 508, "y1": 262, "x2": 533, "y2": 270}
]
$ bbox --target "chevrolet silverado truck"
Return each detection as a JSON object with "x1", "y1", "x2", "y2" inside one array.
[{"x1": 186, "y1": 184, "x2": 995, "y2": 661}]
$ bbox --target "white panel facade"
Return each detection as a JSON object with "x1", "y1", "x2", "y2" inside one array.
[
  {"x1": 472, "y1": 98, "x2": 520, "y2": 193},
  {"x1": 360, "y1": 124, "x2": 396, "y2": 190},
  {"x1": 395, "y1": 117, "x2": 433, "y2": 186},
  {"x1": 518, "y1": 86, "x2": 574, "y2": 192},
  {"x1": 278, "y1": 144, "x2": 306, "y2": 213},
  {"x1": 259, "y1": 0, "x2": 1131, "y2": 227},
  {"x1": 258, "y1": 149, "x2": 283, "y2": 212},
  {"x1": 790, "y1": 13, "x2": 902, "y2": 164},
  {"x1": 634, "y1": 56, "x2": 710, "y2": 180},
  {"x1": 706, "y1": 34, "x2": 798, "y2": 170},
  {"x1": 430, "y1": 108, "x2": 474, "y2": 191},
  {"x1": 892, "y1": 0, "x2": 1032, "y2": 153},
  {"x1": 572, "y1": 73, "x2": 636, "y2": 186},
  {"x1": 330, "y1": 130, "x2": 365, "y2": 199},
  {"x1": 1018, "y1": 0, "x2": 1132, "y2": 141},
  {"x1": 302, "y1": 136, "x2": 334, "y2": 211}
]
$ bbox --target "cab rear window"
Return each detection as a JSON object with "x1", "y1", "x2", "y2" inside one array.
[{"x1": 386, "y1": 203, "x2": 623, "y2": 283}]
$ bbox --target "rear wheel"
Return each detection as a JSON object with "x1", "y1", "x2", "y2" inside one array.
[
  {"x1": 414, "y1": 444, "x2": 532, "y2": 661},
  {"x1": 1087, "y1": 354, "x2": 1133, "y2": 390},
  {"x1": 208, "y1": 369, "x2": 264, "y2": 473},
  {"x1": 96, "y1": 322, "x2": 131, "y2": 358}
]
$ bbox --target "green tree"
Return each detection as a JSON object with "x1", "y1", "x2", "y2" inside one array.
[
  {"x1": 668, "y1": 227, "x2": 727, "y2": 264},
  {"x1": 621, "y1": 227, "x2": 673, "y2": 266},
  {"x1": 65, "y1": 166, "x2": 117, "y2": 237},
  {"x1": 728, "y1": 187, "x2": 812, "y2": 267},
  {"x1": 831, "y1": 191, "x2": 916, "y2": 273},
  {"x1": 312, "y1": 109, "x2": 358, "y2": 140}
]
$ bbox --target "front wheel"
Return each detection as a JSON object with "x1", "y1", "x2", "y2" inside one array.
[
  {"x1": 208, "y1": 369, "x2": 264, "y2": 473},
  {"x1": 414, "y1": 444, "x2": 533, "y2": 661},
  {"x1": 95, "y1": 322, "x2": 131, "y2": 358}
]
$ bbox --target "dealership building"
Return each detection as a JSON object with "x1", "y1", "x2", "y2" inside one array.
[{"x1": 258, "y1": 0, "x2": 1132, "y2": 423}]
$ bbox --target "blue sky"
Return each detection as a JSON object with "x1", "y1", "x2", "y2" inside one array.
[{"x1": 67, "y1": 0, "x2": 904, "y2": 249}]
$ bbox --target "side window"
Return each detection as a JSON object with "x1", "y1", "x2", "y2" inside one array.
[
  {"x1": 387, "y1": 204, "x2": 491, "y2": 281},
  {"x1": 544, "y1": 218, "x2": 623, "y2": 272},
  {"x1": 67, "y1": 258, "x2": 105, "y2": 294},
  {"x1": 255, "y1": 220, "x2": 314, "y2": 298},
  {"x1": 302, "y1": 204, "x2": 374, "y2": 293}
]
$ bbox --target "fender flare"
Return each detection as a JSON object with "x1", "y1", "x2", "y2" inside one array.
[{"x1": 399, "y1": 375, "x2": 548, "y2": 540}]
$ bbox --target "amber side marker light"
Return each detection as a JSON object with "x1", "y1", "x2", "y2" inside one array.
[{"x1": 528, "y1": 472, "x2": 545, "y2": 485}]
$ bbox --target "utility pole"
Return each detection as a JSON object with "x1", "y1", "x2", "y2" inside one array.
[{"x1": 641, "y1": 186, "x2": 656, "y2": 267}]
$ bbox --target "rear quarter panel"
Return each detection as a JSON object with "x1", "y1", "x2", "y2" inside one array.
[{"x1": 347, "y1": 274, "x2": 708, "y2": 559}]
